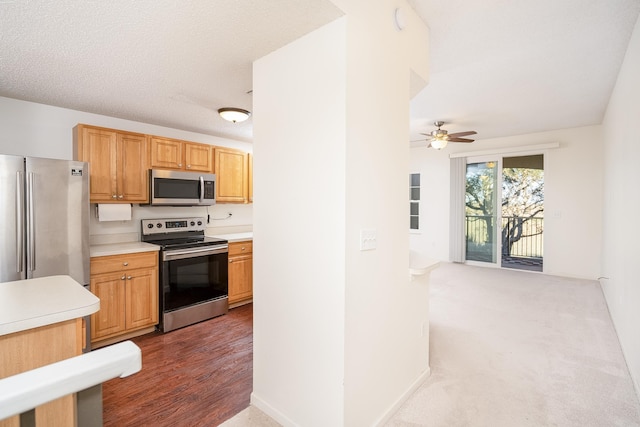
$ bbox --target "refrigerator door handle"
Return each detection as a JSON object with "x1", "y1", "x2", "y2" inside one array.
[
  {"x1": 16, "y1": 171, "x2": 24, "y2": 274},
  {"x1": 27, "y1": 172, "x2": 36, "y2": 273}
]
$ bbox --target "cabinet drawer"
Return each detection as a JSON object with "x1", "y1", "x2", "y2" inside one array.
[
  {"x1": 91, "y1": 251, "x2": 158, "y2": 275},
  {"x1": 228, "y1": 241, "x2": 252, "y2": 256}
]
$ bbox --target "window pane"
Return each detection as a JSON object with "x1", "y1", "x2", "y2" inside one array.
[
  {"x1": 410, "y1": 216, "x2": 419, "y2": 230},
  {"x1": 410, "y1": 202, "x2": 419, "y2": 215},
  {"x1": 410, "y1": 173, "x2": 420, "y2": 186},
  {"x1": 410, "y1": 188, "x2": 420, "y2": 201}
]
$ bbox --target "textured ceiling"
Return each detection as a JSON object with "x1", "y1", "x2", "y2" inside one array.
[
  {"x1": 0, "y1": 1, "x2": 638, "y2": 144},
  {"x1": 0, "y1": 0, "x2": 343, "y2": 142}
]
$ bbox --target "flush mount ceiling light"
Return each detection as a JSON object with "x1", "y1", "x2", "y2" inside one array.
[{"x1": 218, "y1": 108, "x2": 251, "y2": 123}]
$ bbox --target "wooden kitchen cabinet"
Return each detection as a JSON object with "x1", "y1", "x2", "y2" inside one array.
[
  {"x1": 228, "y1": 240, "x2": 253, "y2": 306},
  {"x1": 248, "y1": 153, "x2": 253, "y2": 203},
  {"x1": 74, "y1": 124, "x2": 149, "y2": 203},
  {"x1": 1, "y1": 320, "x2": 82, "y2": 427},
  {"x1": 214, "y1": 147, "x2": 249, "y2": 203},
  {"x1": 90, "y1": 251, "x2": 158, "y2": 346},
  {"x1": 149, "y1": 136, "x2": 213, "y2": 172}
]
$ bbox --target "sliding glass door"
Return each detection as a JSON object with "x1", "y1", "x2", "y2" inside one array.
[
  {"x1": 463, "y1": 154, "x2": 544, "y2": 271},
  {"x1": 501, "y1": 155, "x2": 544, "y2": 271},
  {"x1": 465, "y1": 160, "x2": 498, "y2": 263}
]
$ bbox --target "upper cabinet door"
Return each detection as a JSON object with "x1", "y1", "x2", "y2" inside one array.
[
  {"x1": 76, "y1": 126, "x2": 118, "y2": 202},
  {"x1": 117, "y1": 133, "x2": 148, "y2": 202},
  {"x1": 149, "y1": 137, "x2": 183, "y2": 170},
  {"x1": 248, "y1": 153, "x2": 253, "y2": 203},
  {"x1": 215, "y1": 148, "x2": 248, "y2": 203},
  {"x1": 184, "y1": 142, "x2": 213, "y2": 172}
]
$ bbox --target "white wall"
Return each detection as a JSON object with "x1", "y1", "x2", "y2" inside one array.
[
  {"x1": 0, "y1": 96, "x2": 253, "y2": 236},
  {"x1": 252, "y1": 18, "x2": 348, "y2": 427},
  {"x1": 341, "y1": 2, "x2": 430, "y2": 426},
  {"x1": 252, "y1": 1, "x2": 429, "y2": 425},
  {"x1": 410, "y1": 125, "x2": 604, "y2": 280},
  {"x1": 601, "y1": 13, "x2": 640, "y2": 395}
]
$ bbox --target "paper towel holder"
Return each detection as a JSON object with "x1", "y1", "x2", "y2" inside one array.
[{"x1": 95, "y1": 204, "x2": 133, "y2": 219}]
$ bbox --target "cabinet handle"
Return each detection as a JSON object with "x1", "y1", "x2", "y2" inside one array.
[
  {"x1": 118, "y1": 195, "x2": 124, "y2": 199},
  {"x1": 187, "y1": 164, "x2": 191, "y2": 168},
  {"x1": 121, "y1": 275, "x2": 126, "y2": 280},
  {"x1": 178, "y1": 163, "x2": 182, "y2": 167},
  {"x1": 229, "y1": 259, "x2": 233, "y2": 263},
  {"x1": 241, "y1": 247, "x2": 245, "y2": 251},
  {"x1": 123, "y1": 262, "x2": 129, "y2": 266},
  {"x1": 112, "y1": 195, "x2": 117, "y2": 199},
  {"x1": 127, "y1": 276, "x2": 132, "y2": 280}
]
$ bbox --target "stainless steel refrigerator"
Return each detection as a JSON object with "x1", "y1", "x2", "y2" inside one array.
[{"x1": 0, "y1": 155, "x2": 89, "y2": 286}]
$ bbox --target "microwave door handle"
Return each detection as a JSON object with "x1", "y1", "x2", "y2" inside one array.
[{"x1": 199, "y1": 176, "x2": 204, "y2": 203}]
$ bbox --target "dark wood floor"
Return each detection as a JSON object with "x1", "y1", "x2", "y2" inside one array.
[{"x1": 102, "y1": 304, "x2": 253, "y2": 427}]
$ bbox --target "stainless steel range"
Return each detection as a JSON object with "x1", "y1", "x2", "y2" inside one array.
[{"x1": 141, "y1": 217, "x2": 228, "y2": 332}]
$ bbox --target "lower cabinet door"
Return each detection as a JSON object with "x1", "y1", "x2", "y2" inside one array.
[
  {"x1": 125, "y1": 268, "x2": 159, "y2": 330},
  {"x1": 91, "y1": 273, "x2": 127, "y2": 340},
  {"x1": 228, "y1": 254, "x2": 253, "y2": 304}
]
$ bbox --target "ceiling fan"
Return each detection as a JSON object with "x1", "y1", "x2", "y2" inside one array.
[{"x1": 414, "y1": 121, "x2": 477, "y2": 149}]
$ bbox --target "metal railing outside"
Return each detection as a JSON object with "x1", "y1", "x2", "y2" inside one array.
[
  {"x1": 501, "y1": 216, "x2": 543, "y2": 258},
  {"x1": 465, "y1": 215, "x2": 543, "y2": 261}
]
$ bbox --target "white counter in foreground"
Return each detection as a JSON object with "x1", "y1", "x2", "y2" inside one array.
[{"x1": 0, "y1": 275, "x2": 100, "y2": 336}]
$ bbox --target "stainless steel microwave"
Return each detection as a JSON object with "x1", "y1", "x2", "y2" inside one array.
[{"x1": 149, "y1": 169, "x2": 216, "y2": 206}]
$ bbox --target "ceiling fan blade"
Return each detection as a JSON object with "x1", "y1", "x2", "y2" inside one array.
[
  {"x1": 449, "y1": 138, "x2": 474, "y2": 143},
  {"x1": 448, "y1": 131, "x2": 477, "y2": 138}
]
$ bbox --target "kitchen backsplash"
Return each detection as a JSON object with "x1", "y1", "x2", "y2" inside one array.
[{"x1": 89, "y1": 203, "x2": 252, "y2": 244}]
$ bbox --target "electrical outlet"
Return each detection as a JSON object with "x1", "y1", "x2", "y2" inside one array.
[{"x1": 359, "y1": 229, "x2": 377, "y2": 251}]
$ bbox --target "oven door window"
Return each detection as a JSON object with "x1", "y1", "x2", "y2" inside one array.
[{"x1": 163, "y1": 253, "x2": 228, "y2": 312}]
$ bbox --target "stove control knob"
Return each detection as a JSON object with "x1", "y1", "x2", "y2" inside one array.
[
  {"x1": 197, "y1": 221, "x2": 202, "y2": 226},
  {"x1": 190, "y1": 221, "x2": 195, "y2": 226},
  {"x1": 157, "y1": 223, "x2": 163, "y2": 228},
  {"x1": 147, "y1": 223, "x2": 153, "y2": 229}
]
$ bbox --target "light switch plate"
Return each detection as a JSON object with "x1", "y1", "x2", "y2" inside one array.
[{"x1": 360, "y1": 229, "x2": 377, "y2": 251}]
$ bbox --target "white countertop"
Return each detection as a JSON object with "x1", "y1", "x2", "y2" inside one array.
[
  {"x1": 90, "y1": 241, "x2": 160, "y2": 258},
  {"x1": 89, "y1": 233, "x2": 251, "y2": 257},
  {"x1": 0, "y1": 275, "x2": 100, "y2": 336},
  {"x1": 409, "y1": 251, "x2": 441, "y2": 276},
  {"x1": 207, "y1": 232, "x2": 253, "y2": 243}
]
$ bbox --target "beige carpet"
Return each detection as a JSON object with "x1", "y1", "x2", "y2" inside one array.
[{"x1": 222, "y1": 263, "x2": 640, "y2": 426}]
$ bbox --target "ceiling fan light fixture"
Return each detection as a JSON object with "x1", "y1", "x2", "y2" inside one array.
[
  {"x1": 430, "y1": 139, "x2": 448, "y2": 150},
  {"x1": 218, "y1": 107, "x2": 251, "y2": 123}
]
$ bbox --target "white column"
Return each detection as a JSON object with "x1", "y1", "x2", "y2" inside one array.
[{"x1": 252, "y1": 2, "x2": 429, "y2": 425}]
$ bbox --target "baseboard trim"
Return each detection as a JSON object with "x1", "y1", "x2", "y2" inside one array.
[
  {"x1": 250, "y1": 392, "x2": 299, "y2": 427},
  {"x1": 373, "y1": 366, "x2": 432, "y2": 427},
  {"x1": 250, "y1": 366, "x2": 431, "y2": 427}
]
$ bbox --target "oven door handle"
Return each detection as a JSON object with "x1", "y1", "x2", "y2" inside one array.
[{"x1": 163, "y1": 245, "x2": 228, "y2": 261}]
